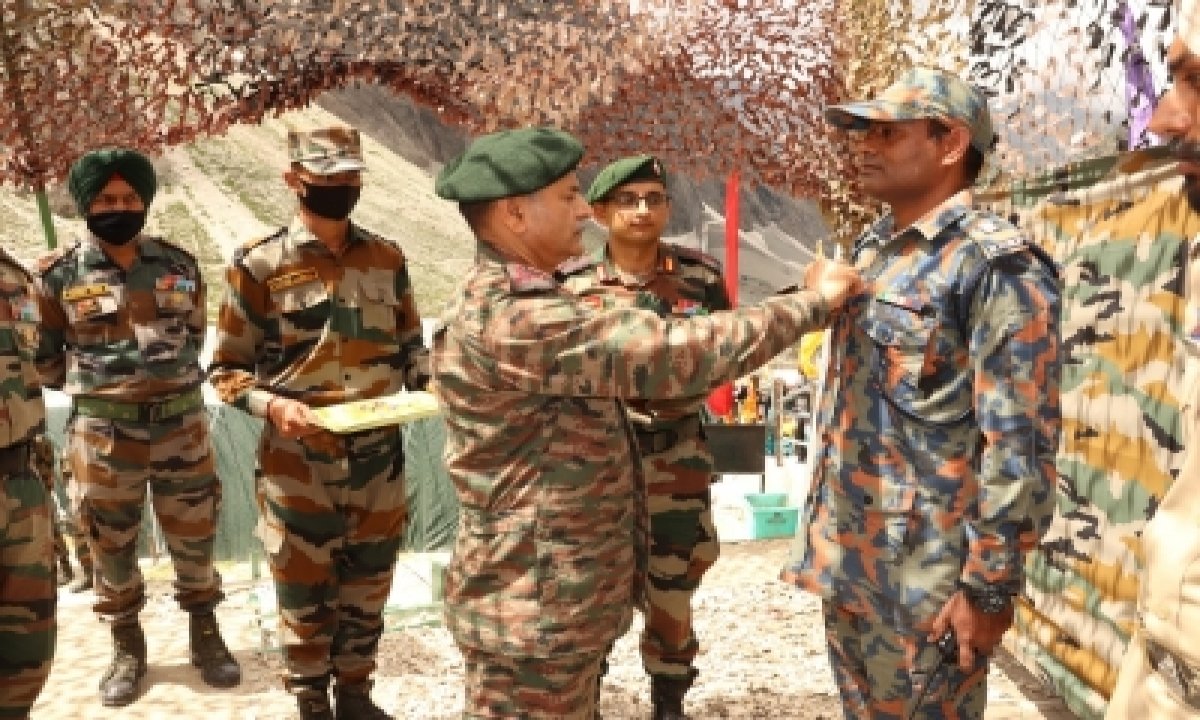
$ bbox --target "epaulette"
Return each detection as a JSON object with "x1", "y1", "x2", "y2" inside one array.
[
  {"x1": 671, "y1": 244, "x2": 723, "y2": 273},
  {"x1": 232, "y1": 227, "x2": 287, "y2": 265},
  {"x1": 959, "y1": 211, "x2": 1028, "y2": 260},
  {"x1": 553, "y1": 254, "x2": 597, "y2": 280},
  {"x1": 505, "y1": 262, "x2": 558, "y2": 293},
  {"x1": 34, "y1": 240, "x2": 78, "y2": 276}
]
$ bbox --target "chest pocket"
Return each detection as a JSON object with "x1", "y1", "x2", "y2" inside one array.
[
  {"x1": 354, "y1": 278, "x2": 400, "y2": 337},
  {"x1": 64, "y1": 284, "x2": 123, "y2": 347},
  {"x1": 275, "y1": 281, "x2": 330, "y2": 346},
  {"x1": 858, "y1": 296, "x2": 935, "y2": 387}
]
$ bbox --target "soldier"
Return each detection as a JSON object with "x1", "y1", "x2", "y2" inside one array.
[
  {"x1": 781, "y1": 68, "x2": 1062, "y2": 719},
  {"x1": 0, "y1": 246, "x2": 54, "y2": 720},
  {"x1": 208, "y1": 126, "x2": 429, "y2": 720},
  {"x1": 559, "y1": 154, "x2": 729, "y2": 718},
  {"x1": 1106, "y1": 4, "x2": 1200, "y2": 717},
  {"x1": 431, "y1": 126, "x2": 862, "y2": 719},
  {"x1": 33, "y1": 148, "x2": 240, "y2": 707}
]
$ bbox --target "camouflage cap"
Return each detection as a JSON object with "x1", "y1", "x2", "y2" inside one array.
[
  {"x1": 585, "y1": 154, "x2": 667, "y2": 204},
  {"x1": 435, "y1": 126, "x2": 584, "y2": 202},
  {"x1": 825, "y1": 68, "x2": 995, "y2": 153},
  {"x1": 288, "y1": 126, "x2": 366, "y2": 175}
]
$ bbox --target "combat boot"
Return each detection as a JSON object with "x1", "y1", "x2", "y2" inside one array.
[
  {"x1": 100, "y1": 621, "x2": 147, "y2": 707},
  {"x1": 334, "y1": 680, "x2": 392, "y2": 720},
  {"x1": 189, "y1": 612, "x2": 242, "y2": 687},
  {"x1": 650, "y1": 671, "x2": 697, "y2": 720},
  {"x1": 296, "y1": 687, "x2": 334, "y2": 720}
]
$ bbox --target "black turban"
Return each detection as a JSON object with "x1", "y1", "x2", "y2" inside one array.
[{"x1": 67, "y1": 148, "x2": 157, "y2": 215}]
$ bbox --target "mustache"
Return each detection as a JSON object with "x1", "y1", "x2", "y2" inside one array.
[{"x1": 1166, "y1": 138, "x2": 1200, "y2": 162}]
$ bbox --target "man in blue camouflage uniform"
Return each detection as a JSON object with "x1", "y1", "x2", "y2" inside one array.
[
  {"x1": 781, "y1": 68, "x2": 1062, "y2": 719},
  {"x1": 560, "y1": 155, "x2": 729, "y2": 719}
]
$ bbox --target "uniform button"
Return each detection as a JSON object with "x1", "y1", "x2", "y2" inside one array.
[
  {"x1": 344, "y1": 373, "x2": 352, "y2": 381},
  {"x1": 821, "y1": 431, "x2": 831, "y2": 443},
  {"x1": 863, "y1": 494, "x2": 873, "y2": 506}
]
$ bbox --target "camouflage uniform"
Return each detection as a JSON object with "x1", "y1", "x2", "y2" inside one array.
[
  {"x1": 33, "y1": 234, "x2": 223, "y2": 623},
  {"x1": 560, "y1": 244, "x2": 730, "y2": 686},
  {"x1": 434, "y1": 240, "x2": 832, "y2": 718},
  {"x1": 0, "y1": 248, "x2": 54, "y2": 719},
  {"x1": 783, "y1": 191, "x2": 1061, "y2": 718},
  {"x1": 208, "y1": 217, "x2": 429, "y2": 694}
]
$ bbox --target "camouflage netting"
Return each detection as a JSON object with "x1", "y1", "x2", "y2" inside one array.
[{"x1": 3, "y1": 2, "x2": 1193, "y2": 716}]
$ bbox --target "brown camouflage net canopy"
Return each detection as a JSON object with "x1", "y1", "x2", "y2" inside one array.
[{"x1": 0, "y1": 0, "x2": 1178, "y2": 236}]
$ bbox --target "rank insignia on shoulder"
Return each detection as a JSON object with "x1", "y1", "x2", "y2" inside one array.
[
  {"x1": 266, "y1": 268, "x2": 320, "y2": 293},
  {"x1": 62, "y1": 283, "x2": 111, "y2": 302},
  {"x1": 506, "y1": 263, "x2": 557, "y2": 293}
]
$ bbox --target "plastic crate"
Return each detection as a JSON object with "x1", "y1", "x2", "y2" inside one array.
[{"x1": 743, "y1": 493, "x2": 799, "y2": 539}]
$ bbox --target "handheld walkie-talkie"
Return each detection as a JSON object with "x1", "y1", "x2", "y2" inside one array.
[{"x1": 905, "y1": 630, "x2": 959, "y2": 720}]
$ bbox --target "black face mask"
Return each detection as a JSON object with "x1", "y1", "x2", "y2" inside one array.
[
  {"x1": 299, "y1": 182, "x2": 360, "y2": 221},
  {"x1": 87, "y1": 210, "x2": 146, "y2": 246}
]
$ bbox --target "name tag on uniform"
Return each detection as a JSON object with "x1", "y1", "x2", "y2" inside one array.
[
  {"x1": 63, "y1": 283, "x2": 111, "y2": 302},
  {"x1": 267, "y1": 268, "x2": 320, "y2": 293}
]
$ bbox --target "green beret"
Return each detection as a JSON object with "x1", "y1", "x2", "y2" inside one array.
[
  {"x1": 435, "y1": 127, "x2": 584, "y2": 202},
  {"x1": 585, "y1": 154, "x2": 667, "y2": 204},
  {"x1": 68, "y1": 148, "x2": 157, "y2": 215}
]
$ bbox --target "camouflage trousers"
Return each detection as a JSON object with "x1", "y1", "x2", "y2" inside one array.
[
  {"x1": 822, "y1": 601, "x2": 988, "y2": 720},
  {"x1": 637, "y1": 432, "x2": 719, "y2": 680},
  {"x1": 462, "y1": 649, "x2": 604, "y2": 719},
  {"x1": 67, "y1": 409, "x2": 223, "y2": 622},
  {"x1": 0, "y1": 445, "x2": 56, "y2": 719},
  {"x1": 255, "y1": 425, "x2": 406, "y2": 691}
]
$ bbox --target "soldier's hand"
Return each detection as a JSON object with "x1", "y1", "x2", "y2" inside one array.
[
  {"x1": 804, "y1": 259, "x2": 863, "y2": 309},
  {"x1": 266, "y1": 397, "x2": 323, "y2": 439},
  {"x1": 929, "y1": 591, "x2": 1014, "y2": 672}
]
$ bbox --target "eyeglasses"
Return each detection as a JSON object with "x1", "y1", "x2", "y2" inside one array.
[{"x1": 609, "y1": 191, "x2": 670, "y2": 210}]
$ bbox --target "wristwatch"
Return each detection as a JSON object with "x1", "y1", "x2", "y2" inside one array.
[{"x1": 957, "y1": 581, "x2": 1017, "y2": 614}]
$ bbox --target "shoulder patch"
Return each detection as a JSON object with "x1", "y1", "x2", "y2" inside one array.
[
  {"x1": 960, "y1": 211, "x2": 1028, "y2": 260},
  {"x1": 506, "y1": 262, "x2": 558, "y2": 294},
  {"x1": 233, "y1": 227, "x2": 287, "y2": 265},
  {"x1": 553, "y1": 254, "x2": 596, "y2": 280},
  {"x1": 671, "y1": 244, "x2": 723, "y2": 273},
  {"x1": 34, "y1": 241, "x2": 78, "y2": 276}
]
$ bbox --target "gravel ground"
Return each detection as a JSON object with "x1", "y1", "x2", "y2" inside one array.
[{"x1": 32, "y1": 540, "x2": 1075, "y2": 719}]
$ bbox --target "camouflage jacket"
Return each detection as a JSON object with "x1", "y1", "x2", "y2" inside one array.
[
  {"x1": 433, "y1": 240, "x2": 830, "y2": 658},
  {"x1": 0, "y1": 248, "x2": 45, "y2": 448},
  {"x1": 784, "y1": 190, "x2": 1061, "y2": 622},
  {"x1": 33, "y1": 234, "x2": 205, "y2": 401},
  {"x1": 208, "y1": 219, "x2": 429, "y2": 417},
  {"x1": 558, "y1": 242, "x2": 732, "y2": 430}
]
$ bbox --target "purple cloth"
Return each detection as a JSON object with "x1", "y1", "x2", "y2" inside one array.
[{"x1": 1121, "y1": 1, "x2": 1157, "y2": 149}]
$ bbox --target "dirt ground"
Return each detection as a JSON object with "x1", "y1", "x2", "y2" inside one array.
[{"x1": 32, "y1": 540, "x2": 1076, "y2": 719}]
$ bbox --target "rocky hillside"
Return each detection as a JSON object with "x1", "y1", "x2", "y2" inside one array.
[{"x1": 3, "y1": 86, "x2": 830, "y2": 316}]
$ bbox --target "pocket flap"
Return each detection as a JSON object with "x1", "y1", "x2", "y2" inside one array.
[
  {"x1": 275, "y1": 282, "x2": 328, "y2": 313},
  {"x1": 358, "y1": 278, "x2": 398, "y2": 306}
]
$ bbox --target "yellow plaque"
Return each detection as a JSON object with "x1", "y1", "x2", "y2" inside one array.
[
  {"x1": 62, "y1": 283, "x2": 110, "y2": 301},
  {"x1": 267, "y1": 268, "x2": 320, "y2": 293},
  {"x1": 312, "y1": 391, "x2": 441, "y2": 434}
]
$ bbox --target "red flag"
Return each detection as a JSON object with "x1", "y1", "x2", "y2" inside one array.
[
  {"x1": 723, "y1": 169, "x2": 740, "y2": 306},
  {"x1": 706, "y1": 170, "x2": 741, "y2": 421}
]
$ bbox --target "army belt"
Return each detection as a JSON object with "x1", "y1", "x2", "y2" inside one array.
[
  {"x1": 74, "y1": 387, "x2": 204, "y2": 423},
  {"x1": 0, "y1": 440, "x2": 31, "y2": 476},
  {"x1": 635, "y1": 415, "x2": 702, "y2": 455}
]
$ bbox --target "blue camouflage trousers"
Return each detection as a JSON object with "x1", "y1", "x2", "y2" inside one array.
[{"x1": 823, "y1": 601, "x2": 988, "y2": 720}]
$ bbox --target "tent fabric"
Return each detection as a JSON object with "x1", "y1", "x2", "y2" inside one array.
[{"x1": 979, "y1": 158, "x2": 1200, "y2": 720}]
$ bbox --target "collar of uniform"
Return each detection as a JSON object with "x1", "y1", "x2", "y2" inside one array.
[
  {"x1": 597, "y1": 244, "x2": 673, "y2": 287},
  {"x1": 286, "y1": 218, "x2": 366, "y2": 253},
  {"x1": 78, "y1": 232, "x2": 155, "y2": 264}
]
